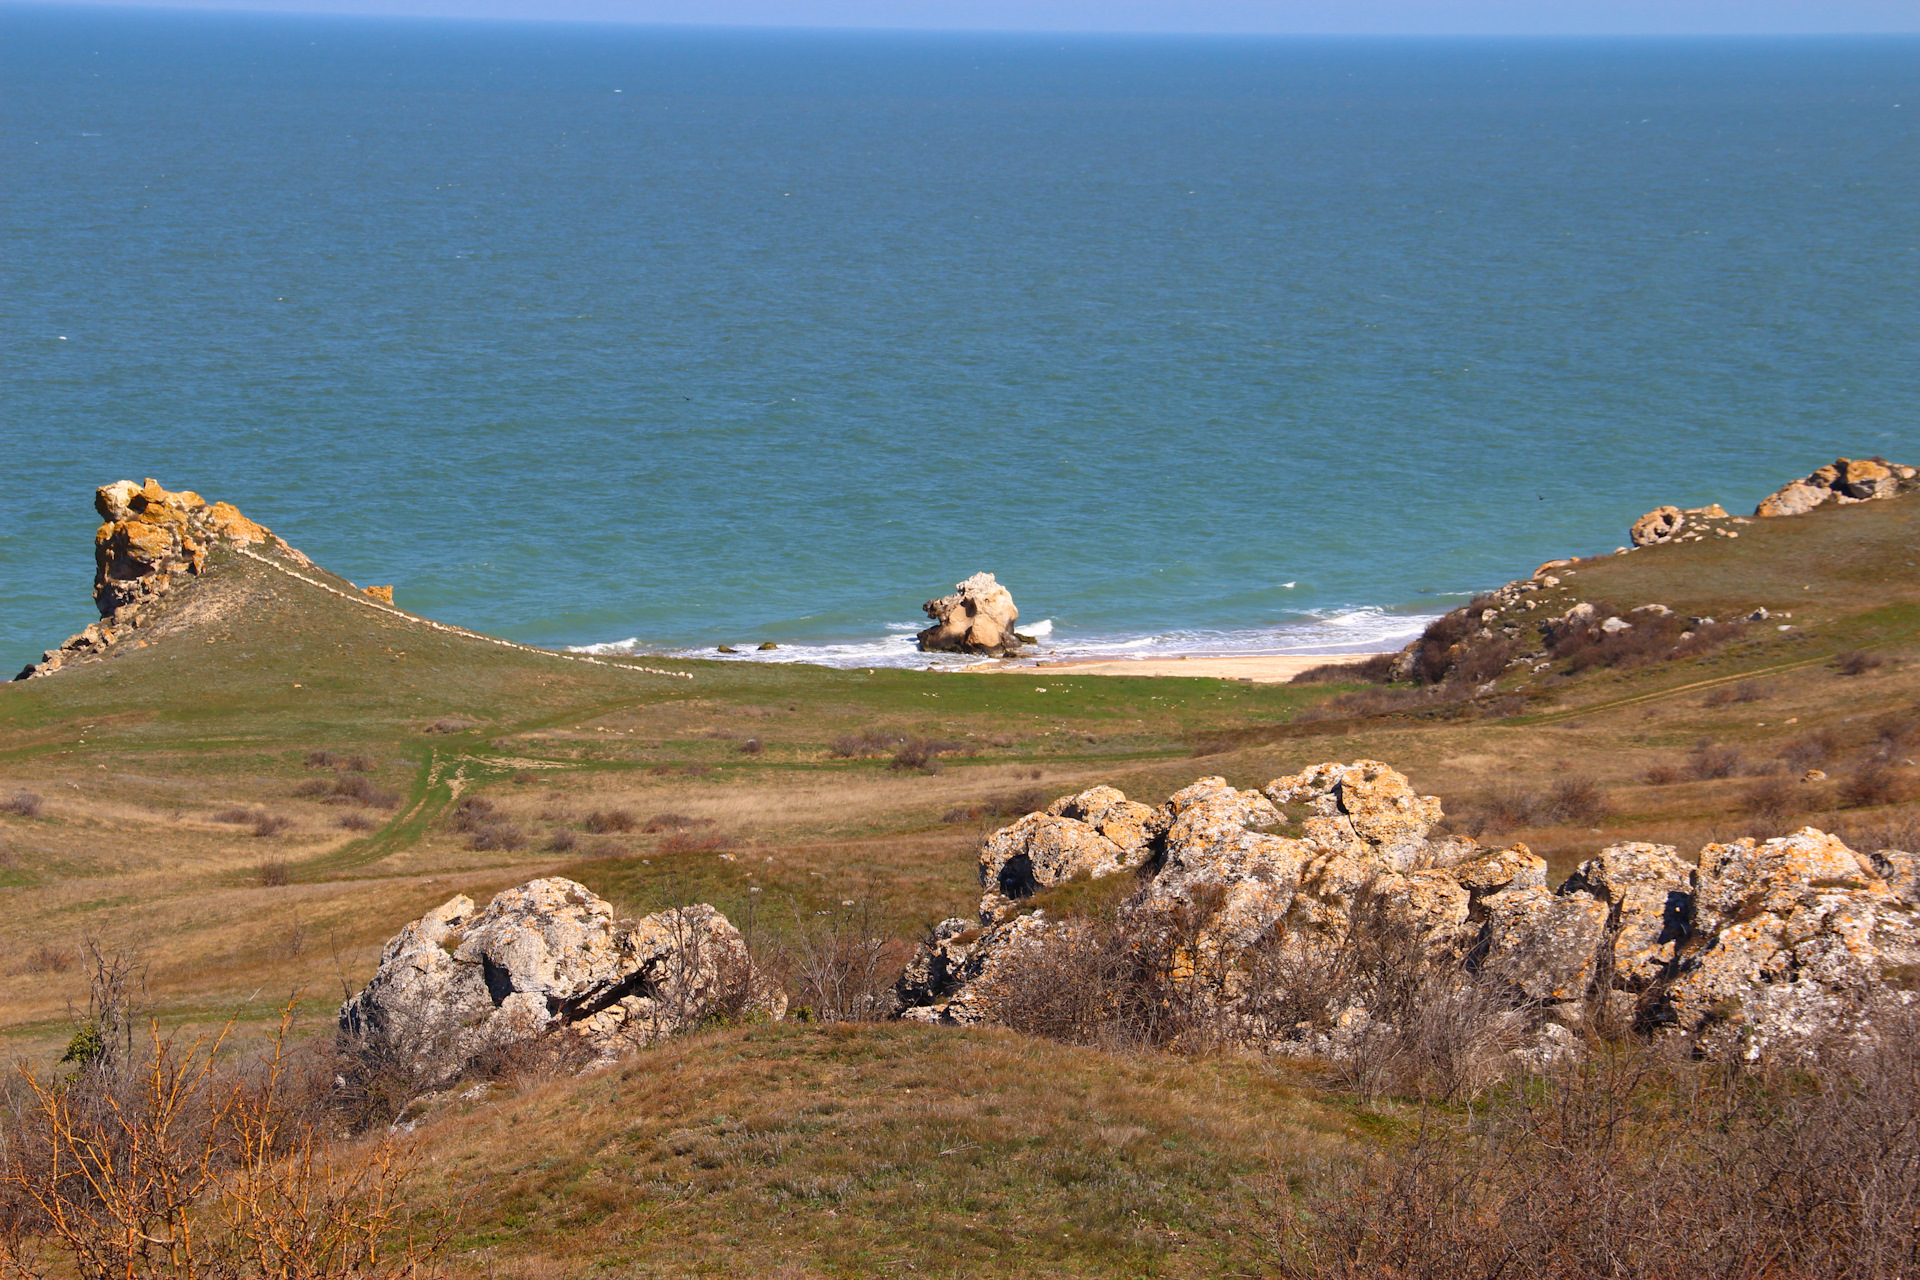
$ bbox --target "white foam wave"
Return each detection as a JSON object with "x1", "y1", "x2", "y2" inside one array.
[{"x1": 566, "y1": 605, "x2": 1436, "y2": 671}]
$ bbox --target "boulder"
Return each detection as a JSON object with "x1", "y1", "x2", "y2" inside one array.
[
  {"x1": 1756, "y1": 457, "x2": 1916, "y2": 518},
  {"x1": 1662, "y1": 830, "x2": 1920, "y2": 1058},
  {"x1": 1562, "y1": 842, "x2": 1695, "y2": 990},
  {"x1": 340, "y1": 877, "x2": 783, "y2": 1079},
  {"x1": 976, "y1": 812, "x2": 1137, "y2": 922},
  {"x1": 1630, "y1": 506, "x2": 1683, "y2": 547},
  {"x1": 1266, "y1": 759, "x2": 1442, "y2": 871},
  {"x1": 917, "y1": 572, "x2": 1023, "y2": 655}
]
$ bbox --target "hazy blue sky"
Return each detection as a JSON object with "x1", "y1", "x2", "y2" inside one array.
[{"x1": 21, "y1": 0, "x2": 1920, "y2": 33}]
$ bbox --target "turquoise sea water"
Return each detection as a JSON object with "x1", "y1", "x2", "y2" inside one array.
[{"x1": 3, "y1": 9, "x2": 1916, "y2": 672}]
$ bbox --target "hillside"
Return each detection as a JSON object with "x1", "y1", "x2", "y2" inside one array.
[{"x1": 1, "y1": 476, "x2": 1917, "y2": 1277}]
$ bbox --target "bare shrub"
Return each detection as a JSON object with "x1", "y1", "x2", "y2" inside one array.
[
  {"x1": 1, "y1": 793, "x2": 45, "y2": 819},
  {"x1": 214, "y1": 807, "x2": 255, "y2": 825},
  {"x1": 423, "y1": 717, "x2": 477, "y2": 734},
  {"x1": 448, "y1": 796, "x2": 494, "y2": 831},
  {"x1": 1876, "y1": 710, "x2": 1920, "y2": 755},
  {"x1": 737, "y1": 738, "x2": 764, "y2": 755},
  {"x1": 305, "y1": 749, "x2": 341, "y2": 768},
  {"x1": 1704, "y1": 680, "x2": 1771, "y2": 707},
  {"x1": 344, "y1": 754, "x2": 374, "y2": 773},
  {"x1": 1289, "y1": 653, "x2": 1398, "y2": 685},
  {"x1": 327, "y1": 774, "x2": 400, "y2": 809},
  {"x1": 1688, "y1": 740, "x2": 1744, "y2": 781},
  {"x1": 293, "y1": 778, "x2": 335, "y2": 798},
  {"x1": 466, "y1": 824, "x2": 528, "y2": 852},
  {"x1": 890, "y1": 738, "x2": 959, "y2": 773},
  {"x1": 1838, "y1": 649, "x2": 1887, "y2": 676},
  {"x1": 546, "y1": 828, "x2": 578, "y2": 853},
  {"x1": 1840, "y1": 763, "x2": 1914, "y2": 809},
  {"x1": 942, "y1": 789, "x2": 1048, "y2": 825},
  {"x1": 21, "y1": 945, "x2": 76, "y2": 976},
  {"x1": 828, "y1": 727, "x2": 906, "y2": 758},
  {"x1": 1642, "y1": 762, "x2": 1684, "y2": 786},
  {"x1": 0, "y1": 1009, "x2": 450, "y2": 1278},
  {"x1": 1298, "y1": 684, "x2": 1453, "y2": 722},
  {"x1": 583, "y1": 808, "x2": 637, "y2": 834},
  {"x1": 1476, "y1": 784, "x2": 1545, "y2": 831},
  {"x1": 256, "y1": 861, "x2": 293, "y2": 887},
  {"x1": 781, "y1": 899, "x2": 899, "y2": 1023},
  {"x1": 1741, "y1": 776, "x2": 1805, "y2": 826},
  {"x1": 1449, "y1": 637, "x2": 1521, "y2": 686},
  {"x1": 1782, "y1": 729, "x2": 1843, "y2": 772},
  {"x1": 1278, "y1": 1002, "x2": 1920, "y2": 1280},
  {"x1": 1542, "y1": 775, "x2": 1609, "y2": 826},
  {"x1": 337, "y1": 812, "x2": 379, "y2": 832},
  {"x1": 249, "y1": 813, "x2": 292, "y2": 838}
]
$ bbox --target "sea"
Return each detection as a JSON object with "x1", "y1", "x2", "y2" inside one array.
[{"x1": 3, "y1": 7, "x2": 1916, "y2": 674}]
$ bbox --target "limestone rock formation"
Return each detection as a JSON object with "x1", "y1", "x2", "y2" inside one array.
[
  {"x1": 1629, "y1": 503, "x2": 1733, "y2": 547},
  {"x1": 340, "y1": 878, "x2": 783, "y2": 1080},
  {"x1": 17, "y1": 478, "x2": 311, "y2": 680},
  {"x1": 1756, "y1": 457, "x2": 1917, "y2": 518},
  {"x1": 898, "y1": 764, "x2": 1920, "y2": 1061},
  {"x1": 917, "y1": 572, "x2": 1023, "y2": 655}
]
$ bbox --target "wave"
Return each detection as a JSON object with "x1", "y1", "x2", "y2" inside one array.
[{"x1": 567, "y1": 605, "x2": 1437, "y2": 671}]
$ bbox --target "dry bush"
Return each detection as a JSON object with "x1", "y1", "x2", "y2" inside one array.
[
  {"x1": 213, "y1": 807, "x2": 254, "y2": 826},
  {"x1": 1838, "y1": 649, "x2": 1887, "y2": 676},
  {"x1": 737, "y1": 738, "x2": 763, "y2": 755},
  {"x1": 942, "y1": 789, "x2": 1048, "y2": 825},
  {"x1": 466, "y1": 824, "x2": 528, "y2": 852},
  {"x1": 583, "y1": 808, "x2": 637, "y2": 834},
  {"x1": 1278, "y1": 1002, "x2": 1920, "y2": 1280},
  {"x1": 1289, "y1": 654, "x2": 1397, "y2": 685},
  {"x1": 1782, "y1": 729, "x2": 1844, "y2": 772},
  {"x1": 337, "y1": 813, "x2": 379, "y2": 833},
  {"x1": 325, "y1": 775, "x2": 399, "y2": 809},
  {"x1": 422, "y1": 718, "x2": 477, "y2": 734},
  {"x1": 20, "y1": 946, "x2": 76, "y2": 976},
  {"x1": 1704, "y1": 680, "x2": 1771, "y2": 707},
  {"x1": 642, "y1": 812, "x2": 704, "y2": 833},
  {"x1": 448, "y1": 796, "x2": 493, "y2": 831},
  {"x1": 249, "y1": 814, "x2": 292, "y2": 839},
  {"x1": 827, "y1": 727, "x2": 906, "y2": 758},
  {"x1": 256, "y1": 861, "x2": 293, "y2": 887},
  {"x1": 1449, "y1": 638, "x2": 1521, "y2": 687},
  {"x1": 1688, "y1": 740, "x2": 1744, "y2": 781},
  {"x1": 1841, "y1": 764, "x2": 1915, "y2": 810},
  {"x1": 305, "y1": 750, "x2": 341, "y2": 768},
  {"x1": 1876, "y1": 710, "x2": 1920, "y2": 756},
  {"x1": 545, "y1": 829, "x2": 578, "y2": 853},
  {"x1": 1, "y1": 793, "x2": 43, "y2": 819},
  {"x1": 1741, "y1": 776, "x2": 1806, "y2": 826},
  {"x1": 1542, "y1": 776, "x2": 1608, "y2": 826},
  {"x1": 780, "y1": 900, "x2": 899, "y2": 1023},
  {"x1": 890, "y1": 738, "x2": 960, "y2": 773},
  {"x1": 1835, "y1": 812, "x2": 1920, "y2": 854},
  {"x1": 1474, "y1": 784, "x2": 1545, "y2": 831},
  {"x1": 1399, "y1": 605, "x2": 1489, "y2": 686},
  {"x1": 0, "y1": 1009, "x2": 450, "y2": 1279},
  {"x1": 1642, "y1": 762, "x2": 1684, "y2": 787},
  {"x1": 1550, "y1": 610, "x2": 1748, "y2": 675},
  {"x1": 1299, "y1": 684, "x2": 1453, "y2": 722}
]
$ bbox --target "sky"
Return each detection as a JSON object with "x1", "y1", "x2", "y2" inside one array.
[{"x1": 18, "y1": 0, "x2": 1920, "y2": 34}]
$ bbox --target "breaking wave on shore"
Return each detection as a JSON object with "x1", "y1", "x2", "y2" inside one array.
[{"x1": 567, "y1": 605, "x2": 1440, "y2": 670}]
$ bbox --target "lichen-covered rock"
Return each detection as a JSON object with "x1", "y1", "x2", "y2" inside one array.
[
  {"x1": 18, "y1": 478, "x2": 312, "y2": 680},
  {"x1": 1266, "y1": 759, "x2": 1442, "y2": 871},
  {"x1": 1630, "y1": 505, "x2": 1683, "y2": 547},
  {"x1": 1478, "y1": 886, "x2": 1611, "y2": 1004},
  {"x1": 976, "y1": 812, "x2": 1137, "y2": 922},
  {"x1": 1562, "y1": 842, "x2": 1695, "y2": 989},
  {"x1": 1044, "y1": 785, "x2": 1168, "y2": 856},
  {"x1": 340, "y1": 878, "x2": 782, "y2": 1079},
  {"x1": 916, "y1": 572, "x2": 1023, "y2": 655},
  {"x1": 1662, "y1": 830, "x2": 1920, "y2": 1058},
  {"x1": 1755, "y1": 457, "x2": 1917, "y2": 518}
]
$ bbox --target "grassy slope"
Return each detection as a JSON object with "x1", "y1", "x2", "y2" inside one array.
[{"x1": 1, "y1": 492, "x2": 1916, "y2": 1277}]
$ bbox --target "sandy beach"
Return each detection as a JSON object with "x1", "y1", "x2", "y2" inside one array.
[{"x1": 954, "y1": 652, "x2": 1389, "y2": 683}]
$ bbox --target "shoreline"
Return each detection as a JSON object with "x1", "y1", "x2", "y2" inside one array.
[{"x1": 949, "y1": 652, "x2": 1390, "y2": 683}]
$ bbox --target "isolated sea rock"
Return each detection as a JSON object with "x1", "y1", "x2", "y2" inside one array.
[
  {"x1": 1755, "y1": 457, "x2": 1917, "y2": 518},
  {"x1": 16, "y1": 478, "x2": 309, "y2": 680},
  {"x1": 917, "y1": 572, "x2": 1023, "y2": 655},
  {"x1": 898, "y1": 765, "x2": 1920, "y2": 1062},
  {"x1": 340, "y1": 877, "x2": 783, "y2": 1080}
]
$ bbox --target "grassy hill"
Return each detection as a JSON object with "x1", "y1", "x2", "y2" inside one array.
[{"x1": 1, "y1": 487, "x2": 1916, "y2": 1277}]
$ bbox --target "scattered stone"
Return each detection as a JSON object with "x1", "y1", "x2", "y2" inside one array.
[
  {"x1": 363, "y1": 585, "x2": 395, "y2": 604},
  {"x1": 340, "y1": 877, "x2": 783, "y2": 1079},
  {"x1": 917, "y1": 572, "x2": 1024, "y2": 656}
]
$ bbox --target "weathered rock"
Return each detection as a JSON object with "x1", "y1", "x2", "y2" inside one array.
[
  {"x1": 340, "y1": 878, "x2": 782, "y2": 1079},
  {"x1": 363, "y1": 585, "x2": 395, "y2": 604},
  {"x1": 1267, "y1": 759, "x2": 1442, "y2": 871},
  {"x1": 1630, "y1": 506, "x2": 1683, "y2": 547},
  {"x1": 901, "y1": 768, "x2": 1920, "y2": 1063},
  {"x1": 917, "y1": 572, "x2": 1023, "y2": 655},
  {"x1": 1755, "y1": 457, "x2": 1916, "y2": 518},
  {"x1": 18, "y1": 479, "x2": 310, "y2": 680},
  {"x1": 1663, "y1": 830, "x2": 1920, "y2": 1058}
]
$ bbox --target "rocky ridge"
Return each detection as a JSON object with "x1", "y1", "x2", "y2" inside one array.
[
  {"x1": 341, "y1": 878, "x2": 783, "y2": 1080},
  {"x1": 897, "y1": 762, "x2": 1920, "y2": 1060},
  {"x1": 15, "y1": 478, "x2": 391, "y2": 681},
  {"x1": 917, "y1": 572, "x2": 1026, "y2": 656}
]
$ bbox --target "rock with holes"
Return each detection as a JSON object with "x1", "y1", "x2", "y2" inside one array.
[
  {"x1": 916, "y1": 572, "x2": 1024, "y2": 655},
  {"x1": 1044, "y1": 785, "x2": 1169, "y2": 857},
  {"x1": 976, "y1": 812, "x2": 1138, "y2": 922},
  {"x1": 1477, "y1": 886, "x2": 1612, "y2": 1005},
  {"x1": 340, "y1": 878, "x2": 782, "y2": 1080},
  {"x1": 1659, "y1": 829, "x2": 1920, "y2": 1058},
  {"x1": 1561, "y1": 842, "x2": 1695, "y2": 990},
  {"x1": 1869, "y1": 850, "x2": 1920, "y2": 906}
]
